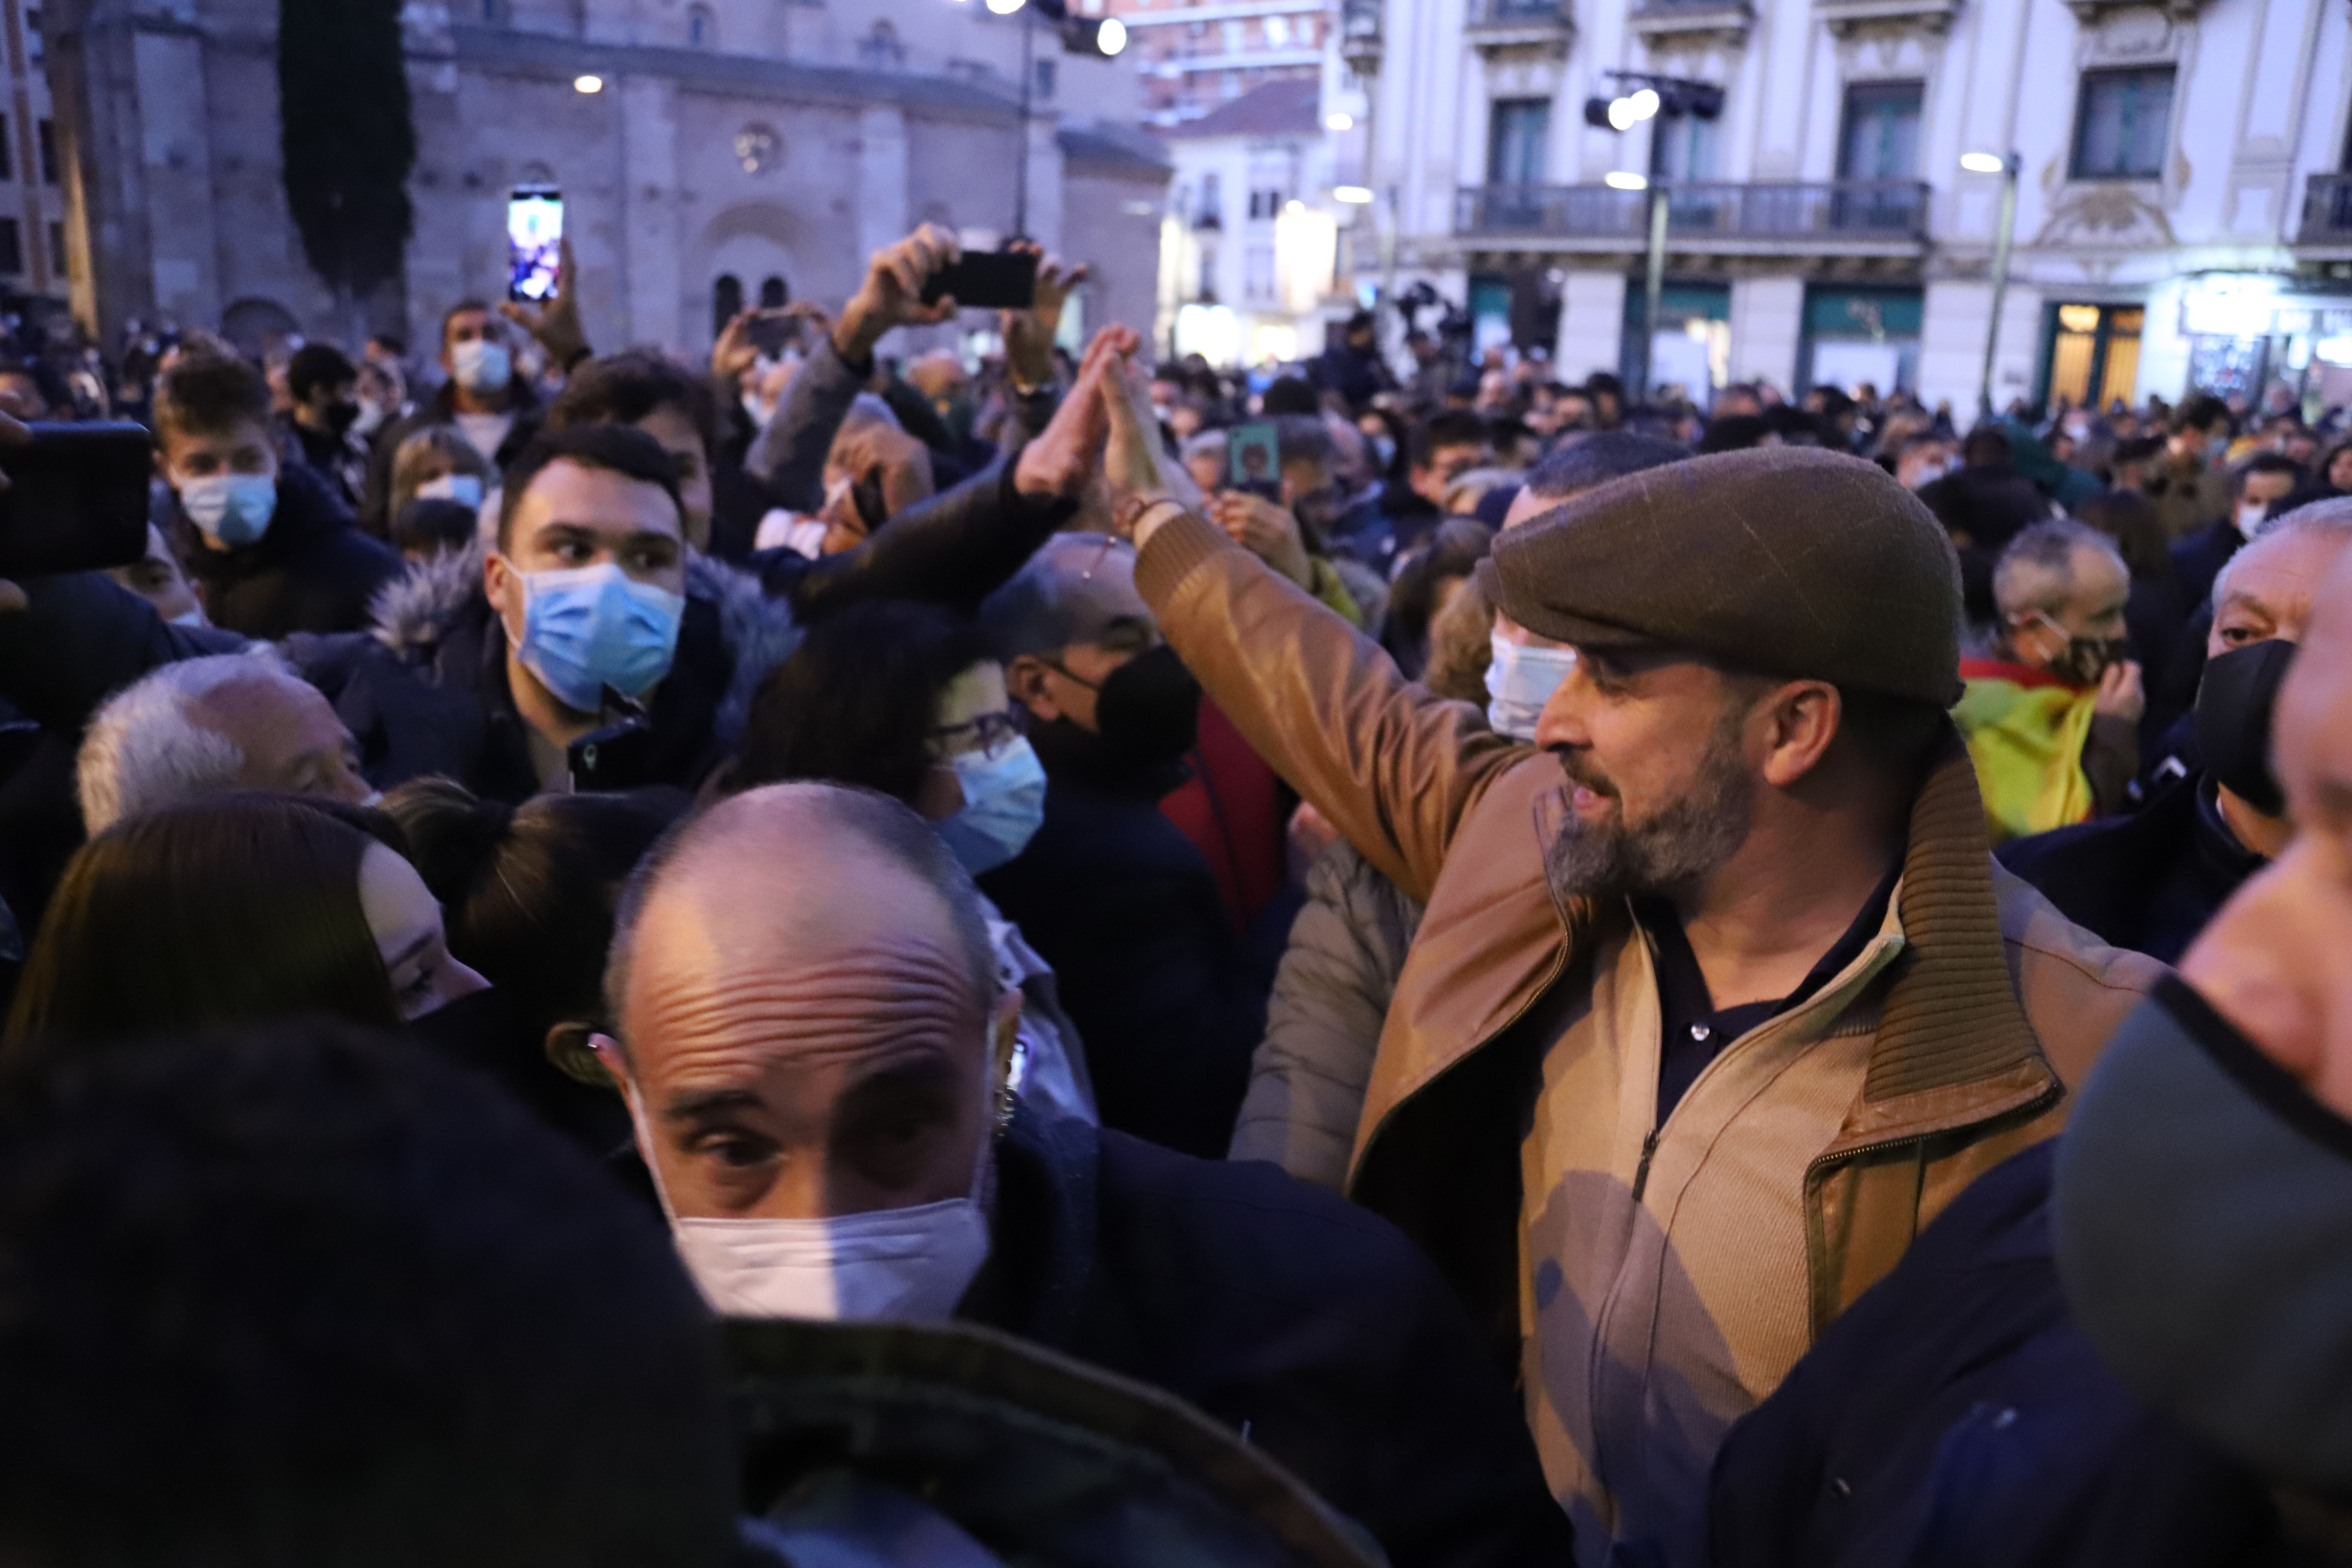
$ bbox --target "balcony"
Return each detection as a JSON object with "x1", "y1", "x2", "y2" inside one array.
[
  {"x1": 1464, "y1": 0, "x2": 1573, "y2": 54},
  {"x1": 1454, "y1": 179, "x2": 1931, "y2": 253},
  {"x1": 1628, "y1": 0, "x2": 1754, "y2": 45},
  {"x1": 2298, "y1": 173, "x2": 2352, "y2": 247}
]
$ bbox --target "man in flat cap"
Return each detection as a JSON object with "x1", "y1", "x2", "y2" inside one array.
[{"x1": 1102, "y1": 371, "x2": 2163, "y2": 1568}]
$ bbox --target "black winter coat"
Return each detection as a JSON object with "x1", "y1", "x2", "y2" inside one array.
[
  {"x1": 1997, "y1": 774, "x2": 2265, "y2": 965},
  {"x1": 173, "y1": 463, "x2": 401, "y2": 639},
  {"x1": 1706, "y1": 1140, "x2": 2280, "y2": 1568},
  {"x1": 966, "y1": 1106, "x2": 1577, "y2": 1568},
  {"x1": 978, "y1": 723, "x2": 1266, "y2": 1158}
]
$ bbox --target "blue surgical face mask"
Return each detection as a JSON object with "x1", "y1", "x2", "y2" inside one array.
[
  {"x1": 418, "y1": 472, "x2": 484, "y2": 509},
  {"x1": 508, "y1": 562, "x2": 685, "y2": 715},
  {"x1": 178, "y1": 472, "x2": 279, "y2": 548},
  {"x1": 451, "y1": 338, "x2": 512, "y2": 394},
  {"x1": 936, "y1": 737, "x2": 1047, "y2": 875},
  {"x1": 1484, "y1": 631, "x2": 1577, "y2": 742}
]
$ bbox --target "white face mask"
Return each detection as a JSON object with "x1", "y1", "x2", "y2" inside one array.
[
  {"x1": 2236, "y1": 498, "x2": 2271, "y2": 533},
  {"x1": 168, "y1": 607, "x2": 209, "y2": 628},
  {"x1": 449, "y1": 338, "x2": 512, "y2": 394},
  {"x1": 621, "y1": 1034, "x2": 997, "y2": 1323},
  {"x1": 416, "y1": 472, "x2": 484, "y2": 509},
  {"x1": 1484, "y1": 631, "x2": 1577, "y2": 742},
  {"x1": 351, "y1": 397, "x2": 389, "y2": 439}
]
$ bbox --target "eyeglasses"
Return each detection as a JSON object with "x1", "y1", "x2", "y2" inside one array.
[{"x1": 929, "y1": 710, "x2": 1022, "y2": 758}]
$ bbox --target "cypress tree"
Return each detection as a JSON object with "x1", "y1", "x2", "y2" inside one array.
[{"x1": 278, "y1": 0, "x2": 416, "y2": 312}]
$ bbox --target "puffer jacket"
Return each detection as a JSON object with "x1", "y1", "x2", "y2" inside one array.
[
  {"x1": 290, "y1": 543, "x2": 800, "y2": 802},
  {"x1": 1230, "y1": 839, "x2": 1423, "y2": 1191}
]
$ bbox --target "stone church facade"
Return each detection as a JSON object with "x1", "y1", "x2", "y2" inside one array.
[{"x1": 45, "y1": 0, "x2": 1171, "y2": 358}]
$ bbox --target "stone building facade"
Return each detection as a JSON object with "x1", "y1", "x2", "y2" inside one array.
[
  {"x1": 45, "y1": 0, "x2": 1171, "y2": 361},
  {"x1": 1356, "y1": 0, "x2": 2352, "y2": 410}
]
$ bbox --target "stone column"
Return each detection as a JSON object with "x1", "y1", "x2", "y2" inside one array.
[
  {"x1": 856, "y1": 104, "x2": 909, "y2": 265},
  {"x1": 1553, "y1": 268, "x2": 1626, "y2": 381},
  {"x1": 620, "y1": 73, "x2": 681, "y2": 351},
  {"x1": 1728, "y1": 275, "x2": 1804, "y2": 394}
]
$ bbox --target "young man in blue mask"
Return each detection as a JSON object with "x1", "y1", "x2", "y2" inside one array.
[
  {"x1": 360, "y1": 287, "x2": 572, "y2": 536},
  {"x1": 153, "y1": 351, "x2": 399, "y2": 639},
  {"x1": 594, "y1": 781, "x2": 1576, "y2": 1568}
]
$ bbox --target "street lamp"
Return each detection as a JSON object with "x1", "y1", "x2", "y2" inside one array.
[
  {"x1": 572, "y1": 74, "x2": 603, "y2": 93},
  {"x1": 1586, "y1": 72, "x2": 1721, "y2": 399},
  {"x1": 1966, "y1": 149, "x2": 2021, "y2": 418}
]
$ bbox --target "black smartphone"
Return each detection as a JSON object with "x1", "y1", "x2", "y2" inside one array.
[
  {"x1": 507, "y1": 184, "x2": 563, "y2": 304},
  {"x1": 744, "y1": 311, "x2": 798, "y2": 357},
  {"x1": 920, "y1": 250, "x2": 1038, "y2": 311},
  {"x1": 0, "y1": 422, "x2": 155, "y2": 578},
  {"x1": 1227, "y1": 420, "x2": 1283, "y2": 502}
]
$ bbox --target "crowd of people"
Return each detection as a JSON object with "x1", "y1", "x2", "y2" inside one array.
[{"x1": 1, "y1": 225, "x2": 2350, "y2": 1566}]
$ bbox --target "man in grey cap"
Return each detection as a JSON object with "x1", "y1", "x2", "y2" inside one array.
[
  {"x1": 1107, "y1": 381, "x2": 2161, "y2": 1568},
  {"x1": 976, "y1": 533, "x2": 1267, "y2": 1158}
]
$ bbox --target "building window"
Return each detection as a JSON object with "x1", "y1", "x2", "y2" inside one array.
[
  {"x1": 1648, "y1": 104, "x2": 1720, "y2": 180},
  {"x1": 1221, "y1": 18, "x2": 1242, "y2": 50},
  {"x1": 2070, "y1": 67, "x2": 2173, "y2": 180},
  {"x1": 712, "y1": 274, "x2": 743, "y2": 339},
  {"x1": 1247, "y1": 187, "x2": 1286, "y2": 220},
  {"x1": 1245, "y1": 243, "x2": 1276, "y2": 302},
  {"x1": 22, "y1": 9, "x2": 38, "y2": 62},
  {"x1": 1264, "y1": 13, "x2": 1289, "y2": 44},
  {"x1": 36, "y1": 119, "x2": 55, "y2": 185},
  {"x1": 686, "y1": 4, "x2": 714, "y2": 46},
  {"x1": 1487, "y1": 98, "x2": 1550, "y2": 186},
  {"x1": 1837, "y1": 81, "x2": 1921, "y2": 181},
  {"x1": 0, "y1": 116, "x2": 12, "y2": 181},
  {"x1": 1035, "y1": 57, "x2": 1056, "y2": 98},
  {"x1": 0, "y1": 220, "x2": 21, "y2": 275},
  {"x1": 758, "y1": 275, "x2": 788, "y2": 308},
  {"x1": 46, "y1": 220, "x2": 63, "y2": 277},
  {"x1": 1196, "y1": 171, "x2": 1222, "y2": 229}
]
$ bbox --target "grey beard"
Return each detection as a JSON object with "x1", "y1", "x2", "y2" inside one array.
[{"x1": 1544, "y1": 721, "x2": 1756, "y2": 903}]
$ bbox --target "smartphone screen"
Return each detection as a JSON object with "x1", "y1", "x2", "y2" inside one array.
[
  {"x1": 507, "y1": 184, "x2": 563, "y2": 303},
  {"x1": 1227, "y1": 420, "x2": 1282, "y2": 501},
  {"x1": 919, "y1": 250, "x2": 1038, "y2": 311}
]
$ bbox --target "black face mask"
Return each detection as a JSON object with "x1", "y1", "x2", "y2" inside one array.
[
  {"x1": 2042, "y1": 627, "x2": 2134, "y2": 688},
  {"x1": 2195, "y1": 638, "x2": 2297, "y2": 817},
  {"x1": 323, "y1": 400, "x2": 362, "y2": 436},
  {"x1": 1092, "y1": 644, "x2": 1200, "y2": 769}
]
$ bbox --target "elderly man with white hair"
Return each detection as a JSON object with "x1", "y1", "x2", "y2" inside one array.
[
  {"x1": 77, "y1": 652, "x2": 375, "y2": 833},
  {"x1": 593, "y1": 779, "x2": 1577, "y2": 1568}
]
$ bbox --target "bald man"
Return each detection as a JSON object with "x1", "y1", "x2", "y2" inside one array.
[
  {"x1": 2048, "y1": 533, "x2": 2352, "y2": 1517},
  {"x1": 2000, "y1": 499, "x2": 2352, "y2": 961},
  {"x1": 596, "y1": 782, "x2": 1575, "y2": 1568}
]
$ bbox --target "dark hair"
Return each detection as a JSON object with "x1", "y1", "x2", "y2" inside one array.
[
  {"x1": 1272, "y1": 413, "x2": 1334, "y2": 470},
  {"x1": 548, "y1": 350, "x2": 721, "y2": 466},
  {"x1": 441, "y1": 298, "x2": 497, "y2": 347},
  {"x1": 5, "y1": 795, "x2": 412, "y2": 1050},
  {"x1": 1523, "y1": 429, "x2": 1688, "y2": 500},
  {"x1": 1384, "y1": 518, "x2": 1494, "y2": 678},
  {"x1": 2172, "y1": 392, "x2": 2232, "y2": 437},
  {"x1": 2232, "y1": 450, "x2": 2305, "y2": 498},
  {"x1": 391, "y1": 496, "x2": 481, "y2": 558},
  {"x1": 368, "y1": 330, "x2": 409, "y2": 357},
  {"x1": 496, "y1": 424, "x2": 685, "y2": 551},
  {"x1": 1960, "y1": 427, "x2": 2013, "y2": 468},
  {"x1": 153, "y1": 352, "x2": 273, "y2": 443},
  {"x1": 1260, "y1": 375, "x2": 1320, "y2": 416},
  {"x1": 2111, "y1": 433, "x2": 2165, "y2": 468},
  {"x1": 287, "y1": 341, "x2": 358, "y2": 403},
  {"x1": 2073, "y1": 490, "x2": 2171, "y2": 580},
  {"x1": 730, "y1": 599, "x2": 987, "y2": 804},
  {"x1": 0, "y1": 1021, "x2": 736, "y2": 1568},
  {"x1": 386, "y1": 777, "x2": 688, "y2": 1041},
  {"x1": 1412, "y1": 409, "x2": 1489, "y2": 469},
  {"x1": 1697, "y1": 415, "x2": 1772, "y2": 455},
  {"x1": 1583, "y1": 372, "x2": 1625, "y2": 402}
]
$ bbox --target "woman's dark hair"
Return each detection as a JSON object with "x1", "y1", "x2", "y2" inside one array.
[
  {"x1": 1383, "y1": 518, "x2": 1494, "y2": 679},
  {"x1": 728, "y1": 600, "x2": 988, "y2": 803},
  {"x1": 384, "y1": 777, "x2": 688, "y2": 1040},
  {"x1": 6, "y1": 794, "x2": 411, "y2": 1049},
  {"x1": 2074, "y1": 490, "x2": 2171, "y2": 581}
]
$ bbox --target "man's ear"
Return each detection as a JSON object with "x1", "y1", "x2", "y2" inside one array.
[
  {"x1": 1004, "y1": 654, "x2": 1064, "y2": 723},
  {"x1": 1757, "y1": 681, "x2": 1842, "y2": 790},
  {"x1": 548, "y1": 1022, "x2": 616, "y2": 1090}
]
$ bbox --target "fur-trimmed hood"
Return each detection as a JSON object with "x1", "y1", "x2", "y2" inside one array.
[{"x1": 363, "y1": 542, "x2": 803, "y2": 746}]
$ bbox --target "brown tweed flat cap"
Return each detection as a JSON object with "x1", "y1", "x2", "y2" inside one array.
[{"x1": 1471, "y1": 445, "x2": 1964, "y2": 705}]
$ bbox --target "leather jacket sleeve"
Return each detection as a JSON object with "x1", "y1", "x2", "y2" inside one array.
[
  {"x1": 771, "y1": 453, "x2": 1078, "y2": 622},
  {"x1": 1132, "y1": 508, "x2": 1529, "y2": 904},
  {"x1": 743, "y1": 338, "x2": 871, "y2": 513}
]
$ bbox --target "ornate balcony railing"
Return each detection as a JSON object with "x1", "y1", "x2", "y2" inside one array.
[
  {"x1": 1464, "y1": 0, "x2": 1571, "y2": 25},
  {"x1": 1454, "y1": 178, "x2": 1930, "y2": 242}
]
